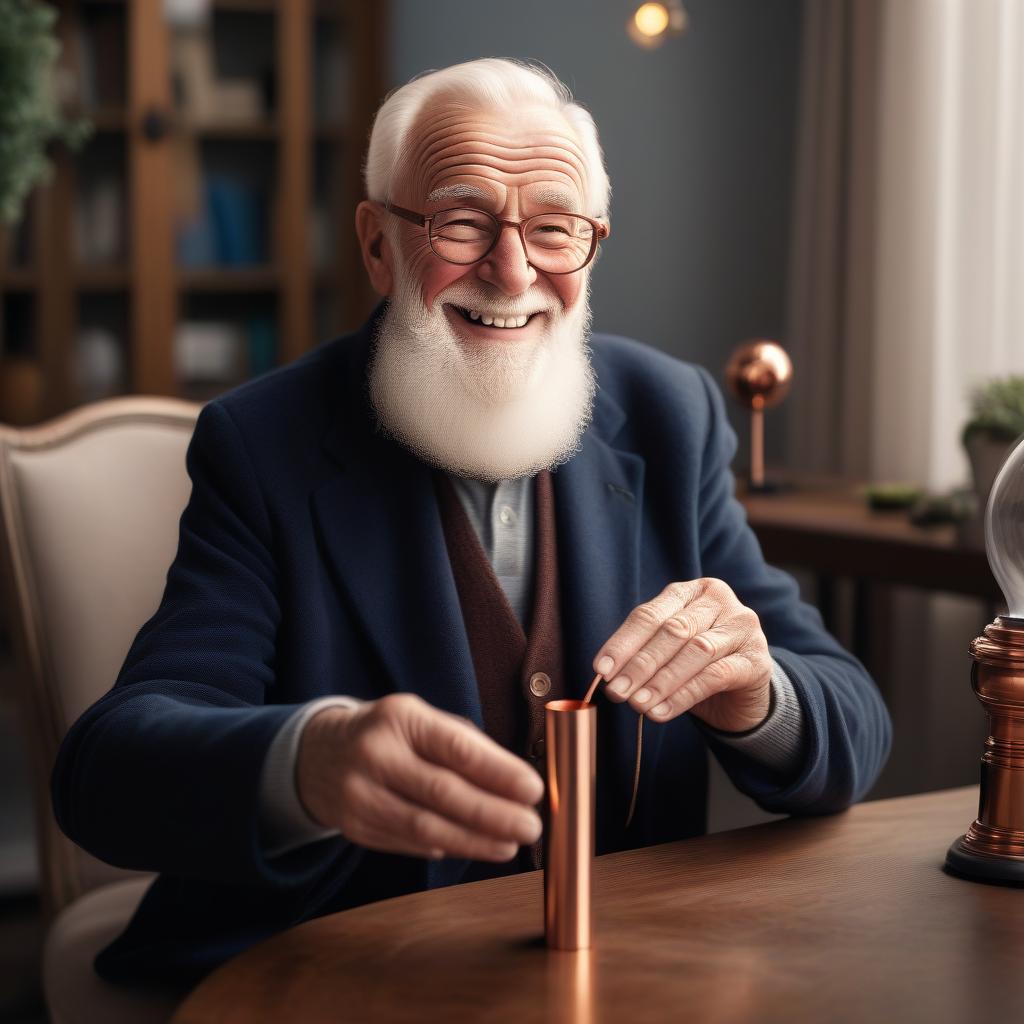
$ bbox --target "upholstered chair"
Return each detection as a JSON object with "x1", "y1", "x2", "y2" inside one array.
[{"x1": 0, "y1": 397, "x2": 201, "y2": 1023}]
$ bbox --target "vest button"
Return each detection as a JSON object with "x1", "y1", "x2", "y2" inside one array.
[
  {"x1": 532, "y1": 737, "x2": 546, "y2": 760},
  {"x1": 529, "y1": 672, "x2": 551, "y2": 697}
]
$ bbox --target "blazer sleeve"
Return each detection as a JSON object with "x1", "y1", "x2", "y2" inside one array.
[
  {"x1": 51, "y1": 399, "x2": 357, "y2": 889},
  {"x1": 691, "y1": 365, "x2": 893, "y2": 814}
]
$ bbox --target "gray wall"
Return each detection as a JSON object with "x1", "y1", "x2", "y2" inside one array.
[{"x1": 389, "y1": 0, "x2": 804, "y2": 464}]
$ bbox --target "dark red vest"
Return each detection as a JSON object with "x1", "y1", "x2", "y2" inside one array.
[{"x1": 432, "y1": 467, "x2": 567, "y2": 872}]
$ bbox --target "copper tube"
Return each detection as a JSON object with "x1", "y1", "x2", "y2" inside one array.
[{"x1": 544, "y1": 699, "x2": 596, "y2": 950}]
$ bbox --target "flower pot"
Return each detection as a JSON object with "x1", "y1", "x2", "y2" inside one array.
[
  {"x1": 966, "y1": 432, "x2": 1017, "y2": 513},
  {"x1": 960, "y1": 432, "x2": 1018, "y2": 549}
]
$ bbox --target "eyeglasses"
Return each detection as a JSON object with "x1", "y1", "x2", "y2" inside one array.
[{"x1": 380, "y1": 200, "x2": 610, "y2": 274}]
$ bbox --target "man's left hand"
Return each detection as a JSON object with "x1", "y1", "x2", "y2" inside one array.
[{"x1": 592, "y1": 579, "x2": 773, "y2": 733}]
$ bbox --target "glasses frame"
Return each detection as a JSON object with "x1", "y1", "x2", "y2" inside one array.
[{"x1": 379, "y1": 200, "x2": 610, "y2": 274}]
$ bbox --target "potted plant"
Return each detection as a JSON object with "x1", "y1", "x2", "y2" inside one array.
[
  {"x1": 0, "y1": 0, "x2": 91, "y2": 421},
  {"x1": 0, "y1": 0, "x2": 91, "y2": 227},
  {"x1": 962, "y1": 376, "x2": 1024, "y2": 517}
]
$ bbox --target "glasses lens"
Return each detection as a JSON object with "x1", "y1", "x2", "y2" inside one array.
[
  {"x1": 430, "y1": 208, "x2": 497, "y2": 264},
  {"x1": 429, "y1": 209, "x2": 596, "y2": 271},
  {"x1": 524, "y1": 214, "x2": 595, "y2": 273}
]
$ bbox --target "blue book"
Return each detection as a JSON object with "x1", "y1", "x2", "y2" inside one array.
[{"x1": 206, "y1": 176, "x2": 265, "y2": 265}]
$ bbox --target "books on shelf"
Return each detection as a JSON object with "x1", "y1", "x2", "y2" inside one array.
[
  {"x1": 206, "y1": 176, "x2": 266, "y2": 265},
  {"x1": 74, "y1": 177, "x2": 125, "y2": 265},
  {"x1": 172, "y1": 27, "x2": 265, "y2": 125},
  {"x1": 76, "y1": 327, "x2": 126, "y2": 401},
  {"x1": 175, "y1": 320, "x2": 246, "y2": 383},
  {"x1": 174, "y1": 315, "x2": 277, "y2": 384},
  {"x1": 176, "y1": 174, "x2": 267, "y2": 267}
]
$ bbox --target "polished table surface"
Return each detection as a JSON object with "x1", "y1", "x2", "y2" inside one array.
[{"x1": 171, "y1": 785, "x2": 1024, "y2": 1023}]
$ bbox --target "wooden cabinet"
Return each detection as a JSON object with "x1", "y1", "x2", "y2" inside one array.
[{"x1": 0, "y1": 0, "x2": 387, "y2": 423}]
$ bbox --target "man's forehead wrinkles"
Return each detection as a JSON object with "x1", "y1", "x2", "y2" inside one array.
[
  {"x1": 413, "y1": 119, "x2": 587, "y2": 162},
  {"x1": 421, "y1": 146, "x2": 588, "y2": 188},
  {"x1": 423, "y1": 160, "x2": 586, "y2": 201},
  {"x1": 416, "y1": 130, "x2": 587, "y2": 167},
  {"x1": 421, "y1": 137, "x2": 587, "y2": 166}
]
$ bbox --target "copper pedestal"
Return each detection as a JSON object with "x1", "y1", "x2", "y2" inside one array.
[
  {"x1": 544, "y1": 699, "x2": 596, "y2": 949},
  {"x1": 945, "y1": 616, "x2": 1024, "y2": 883}
]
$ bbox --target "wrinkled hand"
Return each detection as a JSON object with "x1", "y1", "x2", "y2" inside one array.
[
  {"x1": 592, "y1": 579, "x2": 773, "y2": 733},
  {"x1": 297, "y1": 693, "x2": 544, "y2": 862}
]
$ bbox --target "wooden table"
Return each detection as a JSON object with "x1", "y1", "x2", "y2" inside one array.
[
  {"x1": 171, "y1": 786, "x2": 1024, "y2": 1024},
  {"x1": 739, "y1": 482, "x2": 1001, "y2": 686},
  {"x1": 740, "y1": 481, "x2": 999, "y2": 602}
]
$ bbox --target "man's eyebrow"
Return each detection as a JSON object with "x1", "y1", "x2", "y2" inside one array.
[
  {"x1": 426, "y1": 184, "x2": 496, "y2": 205},
  {"x1": 527, "y1": 187, "x2": 581, "y2": 212}
]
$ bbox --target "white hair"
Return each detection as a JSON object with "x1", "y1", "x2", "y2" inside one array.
[{"x1": 362, "y1": 58, "x2": 612, "y2": 220}]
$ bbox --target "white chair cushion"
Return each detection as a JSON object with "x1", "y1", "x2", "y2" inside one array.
[{"x1": 43, "y1": 877, "x2": 187, "y2": 1024}]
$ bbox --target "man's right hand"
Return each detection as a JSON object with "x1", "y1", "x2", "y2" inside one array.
[{"x1": 296, "y1": 693, "x2": 544, "y2": 862}]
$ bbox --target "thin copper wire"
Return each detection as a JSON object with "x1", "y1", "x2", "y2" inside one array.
[{"x1": 584, "y1": 672, "x2": 643, "y2": 829}]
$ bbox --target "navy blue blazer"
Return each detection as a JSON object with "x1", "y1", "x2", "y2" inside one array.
[{"x1": 52, "y1": 299, "x2": 891, "y2": 986}]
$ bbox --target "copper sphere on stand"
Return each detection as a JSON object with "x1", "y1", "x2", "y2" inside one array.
[{"x1": 724, "y1": 340, "x2": 793, "y2": 492}]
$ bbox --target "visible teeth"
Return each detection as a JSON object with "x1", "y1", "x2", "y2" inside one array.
[
  {"x1": 479, "y1": 313, "x2": 529, "y2": 328},
  {"x1": 458, "y1": 307, "x2": 533, "y2": 328}
]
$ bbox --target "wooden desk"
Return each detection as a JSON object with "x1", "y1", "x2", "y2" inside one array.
[
  {"x1": 172, "y1": 786, "x2": 1024, "y2": 1024},
  {"x1": 740, "y1": 481, "x2": 999, "y2": 602},
  {"x1": 739, "y1": 482, "x2": 1000, "y2": 684}
]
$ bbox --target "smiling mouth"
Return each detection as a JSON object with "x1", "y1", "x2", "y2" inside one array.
[{"x1": 446, "y1": 304, "x2": 544, "y2": 330}]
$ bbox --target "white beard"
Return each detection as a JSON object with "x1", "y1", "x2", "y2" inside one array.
[{"x1": 366, "y1": 242, "x2": 598, "y2": 483}]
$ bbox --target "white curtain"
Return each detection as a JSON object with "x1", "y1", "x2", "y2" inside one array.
[
  {"x1": 785, "y1": 0, "x2": 1024, "y2": 795},
  {"x1": 871, "y1": 0, "x2": 1024, "y2": 490},
  {"x1": 787, "y1": 0, "x2": 1024, "y2": 488}
]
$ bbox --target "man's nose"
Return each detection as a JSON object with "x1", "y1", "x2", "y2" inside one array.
[{"x1": 475, "y1": 223, "x2": 537, "y2": 296}]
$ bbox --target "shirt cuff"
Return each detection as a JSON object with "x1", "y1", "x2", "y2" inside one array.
[
  {"x1": 692, "y1": 660, "x2": 806, "y2": 778},
  {"x1": 258, "y1": 695, "x2": 367, "y2": 859}
]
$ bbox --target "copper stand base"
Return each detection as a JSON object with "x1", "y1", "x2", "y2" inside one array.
[
  {"x1": 945, "y1": 835, "x2": 1024, "y2": 885},
  {"x1": 944, "y1": 616, "x2": 1024, "y2": 885}
]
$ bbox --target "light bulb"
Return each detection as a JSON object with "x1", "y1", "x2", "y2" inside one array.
[
  {"x1": 627, "y1": 1, "x2": 688, "y2": 49},
  {"x1": 634, "y1": 3, "x2": 670, "y2": 36},
  {"x1": 984, "y1": 434, "x2": 1024, "y2": 619}
]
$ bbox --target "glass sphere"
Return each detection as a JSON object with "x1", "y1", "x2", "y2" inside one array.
[{"x1": 985, "y1": 434, "x2": 1024, "y2": 619}]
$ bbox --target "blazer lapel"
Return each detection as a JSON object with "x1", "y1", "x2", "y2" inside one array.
[
  {"x1": 311, "y1": 303, "x2": 483, "y2": 730},
  {"x1": 551, "y1": 393, "x2": 645, "y2": 699}
]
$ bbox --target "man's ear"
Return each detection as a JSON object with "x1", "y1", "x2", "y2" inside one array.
[{"x1": 355, "y1": 200, "x2": 394, "y2": 296}]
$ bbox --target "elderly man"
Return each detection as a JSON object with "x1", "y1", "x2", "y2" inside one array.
[{"x1": 53, "y1": 58, "x2": 891, "y2": 987}]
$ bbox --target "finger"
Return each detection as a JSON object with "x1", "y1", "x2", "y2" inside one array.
[
  {"x1": 410, "y1": 708, "x2": 545, "y2": 806},
  {"x1": 643, "y1": 653, "x2": 761, "y2": 723},
  {"x1": 350, "y1": 776, "x2": 521, "y2": 863},
  {"x1": 592, "y1": 579, "x2": 733, "y2": 685},
  {"x1": 386, "y1": 751, "x2": 543, "y2": 846},
  {"x1": 592, "y1": 581, "x2": 700, "y2": 678},
  {"x1": 601, "y1": 596, "x2": 724, "y2": 703},
  {"x1": 627, "y1": 622, "x2": 745, "y2": 714}
]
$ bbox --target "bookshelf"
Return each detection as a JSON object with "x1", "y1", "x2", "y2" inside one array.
[{"x1": 0, "y1": 0, "x2": 388, "y2": 423}]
